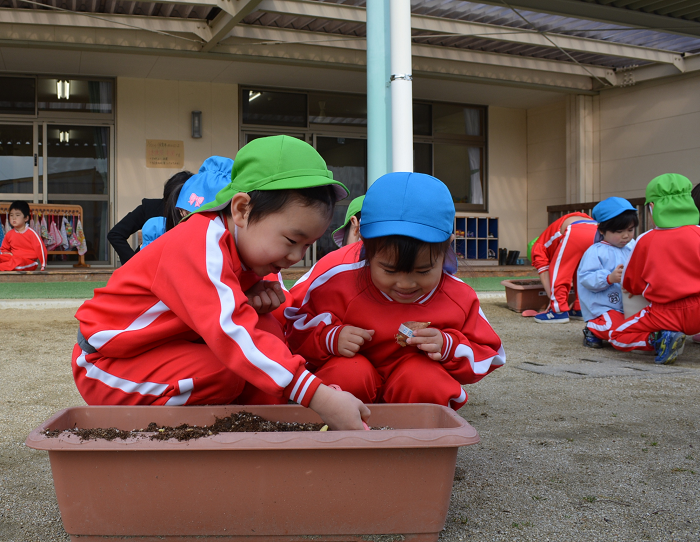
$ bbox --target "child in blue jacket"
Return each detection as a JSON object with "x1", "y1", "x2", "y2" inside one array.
[{"x1": 577, "y1": 197, "x2": 638, "y2": 348}]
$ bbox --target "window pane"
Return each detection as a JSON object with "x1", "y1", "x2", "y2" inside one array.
[
  {"x1": 309, "y1": 92, "x2": 367, "y2": 126},
  {"x1": 47, "y1": 126, "x2": 109, "y2": 195},
  {"x1": 413, "y1": 103, "x2": 431, "y2": 135},
  {"x1": 414, "y1": 142, "x2": 432, "y2": 175},
  {"x1": 0, "y1": 125, "x2": 34, "y2": 194},
  {"x1": 38, "y1": 79, "x2": 113, "y2": 114},
  {"x1": 242, "y1": 89, "x2": 307, "y2": 127},
  {"x1": 433, "y1": 143, "x2": 483, "y2": 205},
  {"x1": 433, "y1": 104, "x2": 482, "y2": 136},
  {"x1": 45, "y1": 200, "x2": 109, "y2": 263},
  {"x1": 0, "y1": 77, "x2": 35, "y2": 115},
  {"x1": 315, "y1": 136, "x2": 367, "y2": 259}
]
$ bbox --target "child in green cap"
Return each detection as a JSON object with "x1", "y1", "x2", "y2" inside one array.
[
  {"x1": 609, "y1": 173, "x2": 700, "y2": 364},
  {"x1": 72, "y1": 136, "x2": 370, "y2": 430}
]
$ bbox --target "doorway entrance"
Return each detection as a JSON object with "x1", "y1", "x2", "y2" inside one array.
[{"x1": 0, "y1": 122, "x2": 112, "y2": 264}]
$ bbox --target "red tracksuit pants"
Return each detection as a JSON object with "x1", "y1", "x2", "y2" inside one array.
[
  {"x1": 72, "y1": 314, "x2": 288, "y2": 406},
  {"x1": 0, "y1": 254, "x2": 39, "y2": 271},
  {"x1": 586, "y1": 310, "x2": 651, "y2": 350},
  {"x1": 549, "y1": 223, "x2": 597, "y2": 313},
  {"x1": 608, "y1": 294, "x2": 700, "y2": 352},
  {"x1": 309, "y1": 353, "x2": 468, "y2": 410}
]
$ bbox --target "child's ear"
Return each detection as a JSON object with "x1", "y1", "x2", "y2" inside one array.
[
  {"x1": 449, "y1": 233, "x2": 455, "y2": 243},
  {"x1": 229, "y1": 193, "x2": 251, "y2": 228}
]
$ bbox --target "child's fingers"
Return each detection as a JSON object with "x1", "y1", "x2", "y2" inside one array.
[
  {"x1": 250, "y1": 295, "x2": 262, "y2": 310},
  {"x1": 270, "y1": 284, "x2": 286, "y2": 304},
  {"x1": 348, "y1": 327, "x2": 374, "y2": 342},
  {"x1": 426, "y1": 352, "x2": 442, "y2": 361},
  {"x1": 417, "y1": 342, "x2": 442, "y2": 353}
]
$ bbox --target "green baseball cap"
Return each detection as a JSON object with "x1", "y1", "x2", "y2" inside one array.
[
  {"x1": 197, "y1": 136, "x2": 348, "y2": 213},
  {"x1": 645, "y1": 173, "x2": 699, "y2": 228},
  {"x1": 332, "y1": 195, "x2": 364, "y2": 247}
]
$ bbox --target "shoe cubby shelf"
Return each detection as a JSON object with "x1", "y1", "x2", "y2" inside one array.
[{"x1": 453, "y1": 215, "x2": 498, "y2": 261}]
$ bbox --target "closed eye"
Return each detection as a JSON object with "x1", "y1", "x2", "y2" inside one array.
[{"x1": 285, "y1": 237, "x2": 297, "y2": 245}]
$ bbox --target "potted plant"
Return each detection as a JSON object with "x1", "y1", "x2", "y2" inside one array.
[{"x1": 26, "y1": 403, "x2": 479, "y2": 542}]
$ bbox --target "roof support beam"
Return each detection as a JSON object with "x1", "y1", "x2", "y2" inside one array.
[
  {"x1": 201, "y1": 0, "x2": 264, "y2": 53},
  {"x1": 257, "y1": 0, "x2": 686, "y2": 69},
  {"x1": 474, "y1": 0, "x2": 700, "y2": 39},
  {"x1": 0, "y1": 7, "x2": 211, "y2": 41},
  {"x1": 225, "y1": 25, "x2": 616, "y2": 83}
]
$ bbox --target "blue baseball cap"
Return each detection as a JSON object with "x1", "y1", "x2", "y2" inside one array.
[
  {"x1": 176, "y1": 156, "x2": 234, "y2": 213},
  {"x1": 360, "y1": 172, "x2": 455, "y2": 242},
  {"x1": 591, "y1": 197, "x2": 636, "y2": 223}
]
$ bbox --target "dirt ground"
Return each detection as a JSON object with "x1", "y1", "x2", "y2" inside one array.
[{"x1": 1, "y1": 299, "x2": 698, "y2": 542}]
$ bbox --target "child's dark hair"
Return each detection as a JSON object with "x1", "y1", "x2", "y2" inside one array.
[
  {"x1": 597, "y1": 209, "x2": 639, "y2": 234},
  {"x1": 342, "y1": 211, "x2": 361, "y2": 246},
  {"x1": 9, "y1": 200, "x2": 30, "y2": 218},
  {"x1": 363, "y1": 235, "x2": 451, "y2": 273},
  {"x1": 225, "y1": 185, "x2": 337, "y2": 224},
  {"x1": 163, "y1": 171, "x2": 194, "y2": 231},
  {"x1": 692, "y1": 183, "x2": 700, "y2": 224}
]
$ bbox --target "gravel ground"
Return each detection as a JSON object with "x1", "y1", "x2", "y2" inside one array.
[{"x1": 1, "y1": 299, "x2": 698, "y2": 542}]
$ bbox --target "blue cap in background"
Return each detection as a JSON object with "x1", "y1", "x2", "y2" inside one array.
[
  {"x1": 591, "y1": 197, "x2": 636, "y2": 223},
  {"x1": 176, "y1": 156, "x2": 234, "y2": 213},
  {"x1": 360, "y1": 172, "x2": 455, "y2": 243}
]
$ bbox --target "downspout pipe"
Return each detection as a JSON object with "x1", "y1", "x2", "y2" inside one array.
[{"x1": 389, "y1": 0, "x2": 413, "y2": 173}]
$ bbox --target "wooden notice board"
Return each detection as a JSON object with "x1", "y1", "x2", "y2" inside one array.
[{"x1": 146, "y1": 140, "x2": 184, "y2": 168}]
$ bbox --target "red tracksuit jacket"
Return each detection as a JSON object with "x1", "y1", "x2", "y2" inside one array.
[
  {"x1": 75, "y1": 211, "x2": 320, "y2": 406},
  {"x1": 623, "y1": 226, "x2": 700, "y2": 304},
  {"x1": 0, "y1": 227, "x2": 47, "y2": 271},
  {"x1": 531, "y1": 212, "x2": 591, "y2": 274},
  {"x1": 285, "y1": 261, "x2": 505, "y2": 384}
]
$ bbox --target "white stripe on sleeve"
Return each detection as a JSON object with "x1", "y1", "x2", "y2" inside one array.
[
  {"x1": 89, "y1": 300, "x2": 171, "y2": 349},
  {"x1": 207, "y1": 217, "x2": 294, "y2": 388}
]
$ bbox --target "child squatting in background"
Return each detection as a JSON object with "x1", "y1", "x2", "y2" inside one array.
[
  {"x1": 530, "y1": 211, "x2": 597, "y2": 323},
  {"x1": 0, "y1": 200, "x2": 47, "y2": 271},
  {"x1": 72, "y1": 136, "x2": 369, "y2": 430},
  {"x1": 577, "y1": 197, "x2": 638, "y2": 349},
  {"x1": 285, "y1": 172, "x2": 505, "y2": 409},
  {"x1": 608, "y1": 173, "x2": 700, "y2": 364}
]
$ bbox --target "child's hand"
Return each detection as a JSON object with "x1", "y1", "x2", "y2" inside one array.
[
  {"x1": 245, "y1": 280, "x2": 286, "y2": 314},
  {"x1": 407, "y1": 328, "x2": 444, "y2": 361},
  {"x1": 308, "y1": 384, "x2": 371, "y2": 431},
  {"x1": 337, "y1": 326, "x2": 374, "y2": 357},
  {"x1": 608, "y1": 264, "x2": 624, "y2": 284}
]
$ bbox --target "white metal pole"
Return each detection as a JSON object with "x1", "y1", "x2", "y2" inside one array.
[{"x1": 389, "y1": 0, "x2": 413, "y2": 173}]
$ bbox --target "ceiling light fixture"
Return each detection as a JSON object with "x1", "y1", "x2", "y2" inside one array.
[{"x1": 56, "y1": 80, "x2": 71, "y2": 100}]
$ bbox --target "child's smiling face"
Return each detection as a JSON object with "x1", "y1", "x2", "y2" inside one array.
[
  {"x1": 230, "y1": 195, "x2": 332, "y2": 277},
  {"x1": 602, "y1": 225, "x2": 635, "y2": 248},
  {"x1": 369, "y1": 246, "x2": 444, "y2": 303}
]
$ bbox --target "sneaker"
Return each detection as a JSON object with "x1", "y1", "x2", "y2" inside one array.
[
  {"x1": 534, "y1": 309, "x2": 570, "y2": 324},
  {"x1": 569, "y1": 309, "x2": 584, "y2": 321},
  {"x1": 582, "y1": 328, "x2": 603, "y2": 348},
  {"x1": 652, "y1": 330, "x2": 687, "y2": 365}
]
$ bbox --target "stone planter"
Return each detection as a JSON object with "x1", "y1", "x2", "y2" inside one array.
[{"x1": 26, "y1": 404, "x2": 479, "y2": 542}]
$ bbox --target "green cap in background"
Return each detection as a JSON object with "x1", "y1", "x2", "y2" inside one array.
[
  {"x1": 645, "y1": 173, "x2": 699, "y2": 228},
  {"x1": 332, "y1": 196, "x2": 365, "y2": 247},
  {"x1": 197, "y1": 136, "x2": 349, "y2": 213},
  {"x1": 527, "y1": 236, "x2": 539, "y2": 262}
]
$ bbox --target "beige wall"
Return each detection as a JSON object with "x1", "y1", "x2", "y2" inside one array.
[
  {"x1": 597, "y1": 72, "x2": 700, "y2": 200},
  {"x1": 485, "y1": 107, "x2": 528, "y2": 254},
  {"x1": 526, "y1": 101, "x2": 567, "y2": 243},
  {"x1": 115, "y1": 78, "x2": 239, "y2": 240}
]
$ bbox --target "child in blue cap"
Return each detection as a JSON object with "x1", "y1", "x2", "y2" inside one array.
[
  {"x1": 577, "y1": 197, "x2": 638, "y2": 348},
  {"x1": 141, "y1": 156, "x2": 233, "y2": 249},
  {"x1": 285, "y1": 172, "x2": 504, "y2": 409}
]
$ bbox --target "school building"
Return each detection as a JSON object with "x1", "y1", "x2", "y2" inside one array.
[{"x1": 1, "y1": 0, "x2": 699, "y2": 266}]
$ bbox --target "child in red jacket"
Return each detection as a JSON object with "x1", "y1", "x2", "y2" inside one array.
[
  {"x1": 530, "y1": 212, "x2": 597, "y2": 323},
  {"x1": 0, "y1": 201, "x2": 47, "y2": 271},
  {"x1": 73, "y1": 136, "x2": 369, "y2": 430},
  {"x1": 285, "y1": 172, "x2": 504, "y2": 410},
  {"x1": 609, "y1": 173, "x2": 700, "y2": 364}
]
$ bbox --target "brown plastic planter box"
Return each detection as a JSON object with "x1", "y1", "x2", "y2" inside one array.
[
  {"x1": 501, "y1": 278, "x2": 549, "y2": 312},
  {"x1": 26, "y1": 404, "x2": 479, "y2": 542}
]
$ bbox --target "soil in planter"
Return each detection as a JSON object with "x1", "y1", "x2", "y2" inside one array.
[
  {"x1": 44, "y1": 411, "x2": 326, "y2": 442},
  {"x1": 509, "y1": 280, "x2": 543, "y2": 286}
]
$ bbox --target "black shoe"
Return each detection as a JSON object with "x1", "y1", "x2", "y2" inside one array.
[{"x1": 582, "y1": 328, "x2": 603, "y2": 348}]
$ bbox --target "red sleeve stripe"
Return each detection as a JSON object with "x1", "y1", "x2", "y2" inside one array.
[{"x1": 289, "y1": 370, "x2": 317, "y2": 404}]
